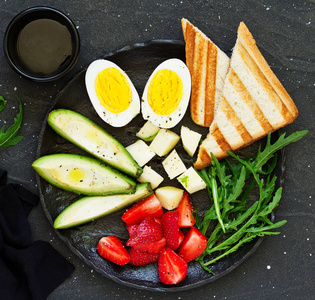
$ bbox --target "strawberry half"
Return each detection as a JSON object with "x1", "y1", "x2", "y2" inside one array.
[
  {"x1": 177, "y1": 229, "x2": 185, "y2": 248},
  {"x1": 129, "y1": 248, "x2": 160, "y2": 266},
  {"x1": 136, "y1": 217, "x2": 163, "y2": 240},
  {"x1": 161, "y1": 211, "x2": 180, "y2": 250},
  {"x1": 127, "y1": 216, "x2": 163, "y2": 246},
  {"x1": 178, "y1": 227, "x2": 207, "y2": 263},
  {"x1": 176, "y1": 192, "x2": 196, "y2": 227},
  {"x1": 97, "y1": 236, "x2": 130, "y2": 265},
  {"x1": 158, "y1": 247, "x2": 188, "y2": 285},
  {"x1": 126, "y1": 224, "x2": 139, "y2": 239},
  {"x1": 122, "y1": 194, "x2": 164, "y2": 225},
  {"x1": 132, "y1": 237, "x2": 166, "y2": 254}
]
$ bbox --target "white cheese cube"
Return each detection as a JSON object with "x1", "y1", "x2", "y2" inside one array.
[
  {"x1": 137, "y1": 165, "x2": 164, "y2": 189},
  {"x1": 136, "y1": 121, "x2": 160, "y2": 141},
  {"x1": 177, "y1": 167, "x2": 206, "y2": 194},
  {"x1": 155, "y1": 186, "x2": 184, "y2": 210},
  {"x1": 181, "y1": 126, "x2": 202, "y2": 157},
  {"x1": 162, "y1": 149, "x2": 187, "y2": 180},
  {"x1": 149, "y1": 129, "x2": 180, "y2": 157},
  {"x1": 126, "y1": 140, "x2": 155, "y2": 167}
]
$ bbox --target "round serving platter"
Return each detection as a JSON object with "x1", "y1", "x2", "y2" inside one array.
[{"x1": 36, "y1": 40, "x2": 285, "y2": 292}]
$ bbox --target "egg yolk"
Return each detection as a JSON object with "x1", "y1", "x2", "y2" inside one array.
[
  {"x1": 147, "y1": 69, "x2": 183, "y2": 115},
  {"x1": 95, "y1": 67, "x2": 132, "y2": 113}
]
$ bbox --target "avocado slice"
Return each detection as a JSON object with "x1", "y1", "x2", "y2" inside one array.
[
  {"x1": 54, "y1": 182, "x2": 153, "y2": 229},
  {"x1": 32, "y1": 153, "x2": 136, "y2": 195},
  {"x1": 47, "y1": 109, "x2": 142, "y2": 178}
]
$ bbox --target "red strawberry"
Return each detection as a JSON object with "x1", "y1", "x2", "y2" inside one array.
[
  {"x1": 132, "y1": 237, "x2": 166, "y2": 254},
  {"x1": 126, "y1": 224, "x2": 139, "y2": 238},
  {"x1": 176, "y1": 192, "x2": 196, "y2": 227},
  {"x1": 161, "y1": 211, "x2": 180, "y2": 250},
  {"x1": 177, "y1": 229, "x2": 185, "y2": 248},
  {"x1": 122, "y1": 194, "x2": 164, "y2": 224},
  {"x1": 97, "y1": 236, "x2": 130, "y2": 265},
  {"x1": 154, "y1": 217, "x2": 161, "y2": 225},
  {"x1": 127, "y1": 216, "x2": 163, "y2": 247},
  {"x1": 178, "y1": 227, "x2": 207, "y2": 263},
  {"x1": 158, "y1": 247, "x2": 188, "y2": 285},
  {"x1": 137, "y1": 217, "x2": 163, "y2": 239},
  {"x1": 129, "y1": 248, "x2": 160, "y2": 266}
]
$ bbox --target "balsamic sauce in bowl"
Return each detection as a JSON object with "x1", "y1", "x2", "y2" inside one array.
[{"x1": 4, "y1": 6, "x2": 80, "y2": 82}]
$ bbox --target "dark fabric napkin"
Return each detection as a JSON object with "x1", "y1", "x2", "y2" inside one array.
[{"x1": 0, "y1": 169, "x2": 75, "y2": 300}]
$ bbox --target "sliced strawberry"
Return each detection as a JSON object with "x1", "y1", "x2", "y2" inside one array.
[
  {"x1": 132, "y1": 237, "x2": 166, "y2": 254},
  {"x1": 97, "y1": 236, "x2": 130, "y2": 265},
  {"x1": 161, "y1": 211, "x2": 180, "y2": 250},
  {"x1": 127, "y1": 216, "x2": 163, "y2": 247},
  {"x1": 158, "y1": 247, "x2": 188, "y2": 285},
  {"x1": 154, "y1": 217, "x2": 161, "y2": 225},
  {"x1": 126, "y1": 224, "x2": 139, "y2": 238},
  {"x1": 177, "y1": 229, "x2": 185, "y2": 248},
  {"x1": 176, "y1": 192, "x2": 196, "y2": 227},
  {"x1": 129, "y1": 248, "x2": 160, "y2": 266},
  {"x1": 178, "y1": 227, "x2": 207, "y2": 263},
  {"x1": 122, "y1": 194, "x2": 164, "y2": 225},
  {"x1": 166, "y1": 229, "x2": 185, "y2": 250},
  {"x1": 136, "y1": 216, "x2": 163, "y2": 240}
]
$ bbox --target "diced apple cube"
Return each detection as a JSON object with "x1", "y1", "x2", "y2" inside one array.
[
  {"x1": 162, "y1": 149, "x2": 187, "y2": 180},
  {"x1": 126, "y1": 140, "x2": 155, "y2": 167},
  {"x1": 136, "y1": 121, "x2": 160, "y2": 141},
  {"x1": 149, "y1": 129, "x2": 180, "y2": 157},
  {"x1": 177, "y1": 167, "x2": 206, "y2": 194},
  {"x1": 137, "y1": 165, "x2": 164, "y2": 189},
  {"x1": 181, "y1": 126, "x2": 202, "y2": 157},
  {"x1": 155, "y1": 186, "x2": 184, "y2": 210}
]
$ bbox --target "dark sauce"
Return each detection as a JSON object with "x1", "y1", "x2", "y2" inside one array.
[{"x1": 17, "y1": 19, "x2": 73, "y2": 75}]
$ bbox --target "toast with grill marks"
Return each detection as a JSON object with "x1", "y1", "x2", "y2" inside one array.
[
  {"x1": 181, "y1": 18, "x2": 230, "y2": 127},
  {"x1": 194, "y1": 22, "x2": 298, "y2": 169}
]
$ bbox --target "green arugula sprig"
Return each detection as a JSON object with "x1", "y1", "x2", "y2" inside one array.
[
  {"x1": 0, "y1": 96, "x2": 23, "y2": 147},
  {"x1": 196, "y1": 130, "x2": 308, "y2": 274},
  {"x1": 0, "y1": 96, "x2": 6, "y2": 111}
]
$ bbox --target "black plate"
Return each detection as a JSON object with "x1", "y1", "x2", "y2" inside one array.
[{"x1": 36, "y1": 40, "x2": 285, "y2": 292}]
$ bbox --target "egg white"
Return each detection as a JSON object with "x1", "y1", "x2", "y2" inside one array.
[
  {"x1": 85, "y1": 59, "x2": 140, "y2": 127},
  {"x1": 141, "y1": 58, "x2": 191, "y2": 129}
]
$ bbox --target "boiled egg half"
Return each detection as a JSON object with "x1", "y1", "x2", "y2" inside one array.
[
  {"x1": 85, "y1": 59, "x2": 140, "y2": 127},
  {"x1": 141, "y1": 58, "x2": 191, "y2": 129}
]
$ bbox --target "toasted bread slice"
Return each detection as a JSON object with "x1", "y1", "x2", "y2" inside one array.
[
  {"x1": 194, "y1": 22, "x2": 298, "y2": 169},
  {"x1": 181, "y1": 18, "x2": 230, "y2": 127}
]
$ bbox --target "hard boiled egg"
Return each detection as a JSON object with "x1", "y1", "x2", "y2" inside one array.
[
  {"x1": 141, "y1": 58, "x2": 191, "y2": 129},
  {"x1": 85, "y1": 59, "x2": 140, "y2": 127}
]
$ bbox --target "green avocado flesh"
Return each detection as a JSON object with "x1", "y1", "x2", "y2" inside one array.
[
  {"x1": 32, "y1": 153, "x2": 136, "y2": 195},
  {"x1": 47, "y1": 109, "x2": 142, "y2": 178},
  {"x1": 54, "y1": 182, "x2": 153, "y2": 229}
]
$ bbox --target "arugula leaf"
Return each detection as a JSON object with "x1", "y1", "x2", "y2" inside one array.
[
  {"x1": 255, "y1": 131, "x2": 308, "y2": 171},
  {"x1": 178, "y1": 175, "x2": 189, "y2": 188},
  {"x1": 210, "y1": 164, "x2": 226, "y2": 233},
  {"x1": 0, "y1": 97, "x2": 23, "y2": 147},
  {"x1": 227, "y1": 131, "x2": 308, "y2": 175},
  {"x1": 0, "y1": 96, "x2": 7, "y2": 112},
  {"x1": 196, "y1": 130, "x2": 308, "y2": 273}
]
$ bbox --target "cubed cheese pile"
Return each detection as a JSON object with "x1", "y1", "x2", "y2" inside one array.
[{"x1": 126, "y1": 121, "x2": 206, "y2": 194}]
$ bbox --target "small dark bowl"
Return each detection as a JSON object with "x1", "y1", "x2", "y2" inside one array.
[{"x1": 4, "y1": 6, "x2": 80, "y2": 82}]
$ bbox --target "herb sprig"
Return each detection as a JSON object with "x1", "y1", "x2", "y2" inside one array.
[
  {"x1": 0, "y1": 96, "x2": 23, "y2": 147},
  {"x1": 196, "y1": 130, "x2": 308, "y2": 274}
]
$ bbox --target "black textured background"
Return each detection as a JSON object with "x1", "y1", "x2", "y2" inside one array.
[{"x1": 0, "y1": 1, "x2": 314, "y2": 299}]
